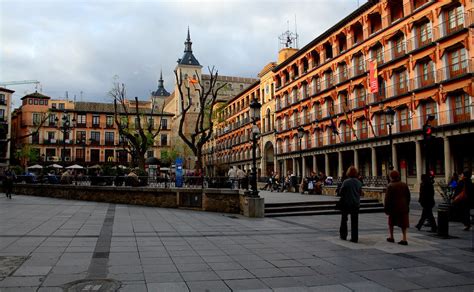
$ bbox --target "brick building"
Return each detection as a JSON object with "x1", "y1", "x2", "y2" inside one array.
[{"x1": 0, "y1": 87, "x2": 14, "y2": 167}]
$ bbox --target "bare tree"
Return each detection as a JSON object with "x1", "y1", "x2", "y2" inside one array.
[
  {"x1": 174, "y1": 66, "x2": 227, "y2": 172},
  {"x1": 110, "y1": 82, "x2": 165, "y2": 171},
  {"x1": 7, "y1": 112, "x2": 50, "y2": 167}
]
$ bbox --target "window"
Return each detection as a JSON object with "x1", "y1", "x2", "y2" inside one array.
[
  {"x1": 76, "y1": 131, "x2": 86, "y2": 143},
  {"x1": 47, "y1": 132, "x2": 55, "y2": 143},
  {"x1": 58, "y1": 103, "x2": 64, "y2": 110},
  {"x1": 92, "y1": 115, "x2": 100, "y2": 127},
  {"x1": 343, "y1": 123, "x2": 351, "y2": 142},
  {"x1": 28, "y1": 99, "x2": 33, "y2": 105},
  {"x1": 147, "y1": 150, "x2": 154, "y2": 158},
  {"x1": 338, "y1": 63, "x2": 348, "y2": 82},
  {"x1": 48, "y1": 114, "x2": 56, "y2": 126},
  {"x1": 359, "y1": 119, "x2": 368, "y2": 139},
  {"x1": 31, "y1": 132, "x2": 39, "y2": 144},
  {"x1": 418, "y1": 60, "x2": 434, "y2": 87},
  {"x1": 395, "y1": 70, "x2": 408, "y2": 95},
  {"x1": 324, "y1": 70, "x2": 333, "y2": 88},
  {"x1": 389, "y1": 0, "x2": 404, "y2": 23},
  {"x1": 377, "y1": 114, "x2": 387, "y2": 136},
  {"x1": 373, "y1": 44, "x2": 384, "y2": 64},
  {"x1": 423, "y1": 102, "x2": 437, "y2": 126},
  {"x1": 33, "y1": 113, "x2": 42, "y2": 125},
  {"x1": 369, "y1": 13, "x2": 382, "y2": 34},
  {"x1": 352, "y1": 22, "x2": 363, "y2": 44},
  {"x1": 445, "y1": 5, "x2": 464, "y2": 35},
  {"x1": 452, "y1": 92, "x2": 471, "y2": 123},
  {"x1": 393, "y1": 34, "x2": 405, "y2": 59},
  {"x1": 39, "y1": 99, "x2": 44, "y2": 105},
  {"x1": 161, "y1": 134, "x2": 168, "y2": 146},
  {"x1": 399, "y1": 108, "x2": 411, "y2": 132},
  {"x1": 106, "y1": 115, "x2": 114, "y2": 127},
  {"x1": 324, "y1": 42, "x2": 333, "y2": 59},
  {"x1": 147, "y1": 117, "x2": 154, "y2": 129},
  {"x1": 447, "y1": 47, "x2": 468, "y2": 78},
  {"x1": 105, "y1": 132, "x2": 115, "y2": 145},
  {"x1": 90, "y1": 131, "x2": 100, "y2": 144},
  {"x1": 0, "y1": 94, "x2": 5, "y2": 104},
  {"x1": 76, "y1": 149, "x2": 85, "y2": 161},
  {"x1": 354, "y1": 54, "x2": 365, "y2": 75},
  {"x1": 0, "y1": 109, "x2": 4, "y2": 121},
  {"x1": 416, "y1": 21, "x2": 431, "y2": 48},
  {"x1": 51, "y1": 103, "x2": 56, "y2": 109},
  {"x1": 77, "y1": 114, "x2": 86, "y2": 126},
  {"x1": 354, "y1": 87, "x2": 366, "y2": 108},
  {"x1": 90, "y1": 149, "x2": 100, "y2": 162}
]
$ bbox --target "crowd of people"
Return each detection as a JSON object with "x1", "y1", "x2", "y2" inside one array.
[
  {"x1": 337, "y1": 166, "x2": 473, "y2": 245},
  {"x1": 260, "y1": 170, "x2": 332, "y2": 194}
]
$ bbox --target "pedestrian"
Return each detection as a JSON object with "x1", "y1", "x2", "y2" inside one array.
[
  {"x1": 228, "y1": 167, "x2": 237, "y2": 189},
  {"x1": 448, "y1": 172, "x2": 459, "y2": 190},
  {"x1": 384, "y1": 170, "x2": 411, "y2": 245},
  {"x1": 416, "y1": 174, "x2": 437, "y2": 232},
  {"x1": 453, "y1": 169, "x2": 473, "y2": 231},
  {"x1": 337, "y1": 166, "x2": 362, "y2": 243},
  {"x1": 4, "y1": 167, "x2": 16, "y2": 199},
  {"x1": 236, "y1": 167, "x2": 246, "y2": 189}
]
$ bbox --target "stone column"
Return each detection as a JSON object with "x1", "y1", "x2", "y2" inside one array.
[
  {"x1": 313, "y1": 155, "x2": 317, "y2": 173},
  {"x1": 324, "y1": 153, "x2": 330, "y2": 176},
  {"x1": 302, "y1": 156, "x2": 306, "y2": 177},
  {"x1": 354, "y1": 149, "x2": 359, "y2": 170},
  {"x1": 371, "y1": 147, "x2": 377, "y2": 176},
  {"x1": 273, "y1": 157, "x2": 278, "y2": 173},
  {"x1": 338, "y1": 151, "x2": 343, "y2": 177},
  {"x1": 444, "y1": 136, "x2": 451, "y2": 183},
  {"x1": 416, "y1": 140, "x2": 422, "y2": 184},
  {"x1": 392, "y1": 143, "x2": 398, "y2": 171},
  {"x1": 292, "y1": 158, "x2": 297, "y2": 175}
]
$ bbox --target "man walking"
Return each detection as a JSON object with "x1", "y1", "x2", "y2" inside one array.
[{"x1": 338, "y1": 166, "x2": 362, "y2": 243}]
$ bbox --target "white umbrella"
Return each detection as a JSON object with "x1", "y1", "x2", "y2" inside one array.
[
  {"x1": 27, "y1": 164, "x2": 43, "y2": 169},
  {"x1": 66, "y1": 164, "x2": 84, "y2": 169},
  {"x1": 88, "y1": 164, "x2": 101, "y2": 169},
  {"x1": 48, "y1": 164, "x2": 63, "y2": 169}
]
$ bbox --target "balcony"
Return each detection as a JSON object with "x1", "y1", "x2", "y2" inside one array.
[
  {"x1": 438, "y1": 60, "x2": 472, "y2": 81},
  {"x1": 76, "y1": 123, "x2": 86, "y2": 128},
  {"x1": 411, "y1": 71, "x2": 435, "y2": 90},
  {"x1": 91, "y1": 123, "x2": 101, "y2": 129},
  {"x1": 104, "y1": 140, "x2": 115, "y2": 146}
]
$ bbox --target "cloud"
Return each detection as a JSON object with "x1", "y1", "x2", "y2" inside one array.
[{"x1": 0, "y1": 0, "x2": 362, "y2": 108}]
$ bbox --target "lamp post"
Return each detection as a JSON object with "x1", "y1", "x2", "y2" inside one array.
[
  {"x1": 55, "y1": 111, "x2": 75, "y2": 166},
  {"x1": 385, "y1": 106, "x2": 396, "y2": 171},
  {"x1": 297, "y1": 126, "x2": 304, "y2": 186},
  {"x1": 249, "y1": 97, "x2": 261, "y2": 198}
]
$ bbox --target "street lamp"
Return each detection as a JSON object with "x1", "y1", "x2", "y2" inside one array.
[
  {"x1": 297, "y1": 126, "x2": 304, "y2": 186},
  {"x1": 249, "y1": 97, "x2": 261, "y2": 198},
  {"x1": 385, "y1": 106, "x2": 396, "y2": 171},
  {"x1": 55, "y1": 112, "x2": 75, "y2": 166}
]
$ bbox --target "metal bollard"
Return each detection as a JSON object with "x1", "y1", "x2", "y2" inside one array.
[{"x1": 437, "y1": 203, "x2": 450, "y2": 237}]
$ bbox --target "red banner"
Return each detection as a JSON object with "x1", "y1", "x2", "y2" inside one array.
[{"x1": 368, "y1": 60, "x2": 378, "y2": 94}]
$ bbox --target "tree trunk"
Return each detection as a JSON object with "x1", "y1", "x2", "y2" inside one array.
[{"x1": 137, "y1": 154, "x2": 146, "y2": 172}]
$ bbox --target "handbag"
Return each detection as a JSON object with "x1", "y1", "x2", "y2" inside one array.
[{"x1": 453, "y1": 188, "x2": 467, "y2": 204}]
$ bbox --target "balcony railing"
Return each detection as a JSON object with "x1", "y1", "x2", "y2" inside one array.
[{"x1": 438, "y1": 60, "x2": 472, "y2": 81}]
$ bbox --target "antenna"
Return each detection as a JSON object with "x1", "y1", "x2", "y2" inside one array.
[
  {"x1": 294, "y1": 15, "x2": 299, "y2": 49},
  {"x1": 278, "y1": 20, "x2": 299, "y2": 50},
  {"x1": 74, "y1": 94, "x2": 77, "y2": 103}
]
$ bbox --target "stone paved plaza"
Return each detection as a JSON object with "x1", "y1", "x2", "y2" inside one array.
[{"x1": 1, "y1": 192, "x2": 474, "y2": 292}]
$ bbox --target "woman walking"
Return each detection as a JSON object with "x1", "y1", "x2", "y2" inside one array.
[
  {"x1": 384, "y1": 170, "x2": 411, "y2": 245},
  {"x1": 338, "y1": 166, "x2": 362, "y2": 243},
  {"x1": 416, "y1": 174, "x2": 437, "y2": 232}
]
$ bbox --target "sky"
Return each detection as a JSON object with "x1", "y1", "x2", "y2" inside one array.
[{"x1": 1, "y1": 0, "x2": 364, "y2": 109}]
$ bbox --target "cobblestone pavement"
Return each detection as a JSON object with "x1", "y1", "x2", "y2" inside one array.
[{"x1": 0, "y1": 194, "x2": 473, "y2": 292}]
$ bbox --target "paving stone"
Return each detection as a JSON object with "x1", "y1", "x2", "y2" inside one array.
[
  {"x1": 181, "y1": 271, "x2": 220, "y2": 282},
  {"x1": 146, "y1": 282, "x2": 189, "y2": 292},
  {"x1": 144, "y1": 272, "x2": 183, "y2": 283},
  {"x1": 215, "y1": 269, "x2": 255, "y2": 280},
  {"x1": 186, "y1": 280, "x2": 231, "y2": 292},
  {"x1": 308, "y1": 284, "x2": 352, "y2": 292}
]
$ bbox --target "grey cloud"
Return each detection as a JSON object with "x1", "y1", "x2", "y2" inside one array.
[{"x1": 1, "y1": 0, "x2": 362, "y2": 107}]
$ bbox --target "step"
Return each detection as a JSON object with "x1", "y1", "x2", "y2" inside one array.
[
  {"x1": 264, "y1": 198, "x2": 379, "y2": 208},
  {"x1": 264, "y1": 202, "x2": 383, "y2": 214},
  {"x1": 265, "y1": 207, "x2": 385, "y2": 217}
]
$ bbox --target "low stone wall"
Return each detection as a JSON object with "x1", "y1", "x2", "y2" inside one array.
[
  {"x1": 322, "y1": 185, "x2": 386, "y2": 203},
  {"x1": 11, "y1": 184, "x2": 243, "y2": 215}
]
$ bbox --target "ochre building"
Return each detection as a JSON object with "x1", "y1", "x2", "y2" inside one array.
[{"x1": 207, "y1": 0, "x2": 474, "y2": 187}]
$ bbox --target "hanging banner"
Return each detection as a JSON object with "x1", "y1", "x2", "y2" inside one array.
[
  {"x1": 175, "y1": 158, "x2": 184, "y2": 188},
  {"x1": 368, "y1": 60, "x2": 378, "y2": 94}
]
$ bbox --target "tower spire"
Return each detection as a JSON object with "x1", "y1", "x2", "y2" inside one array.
[
  {"x1": 184, "y1": 26, "x2": 193, "y2": 53},
  {"x1": 158, "y1": 69, "x2": 164, "y2": 88}
]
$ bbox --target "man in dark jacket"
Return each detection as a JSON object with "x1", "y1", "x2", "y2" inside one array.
[
  {"x1": 338, "y1": 166, "x2": 362, "y2": 243},
  {"x1": 416, "y1": 174, "x2": 437, "y2": 232},
  {"x1": 385, "y1": 170, "x2": 411, "y2": 245}
]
